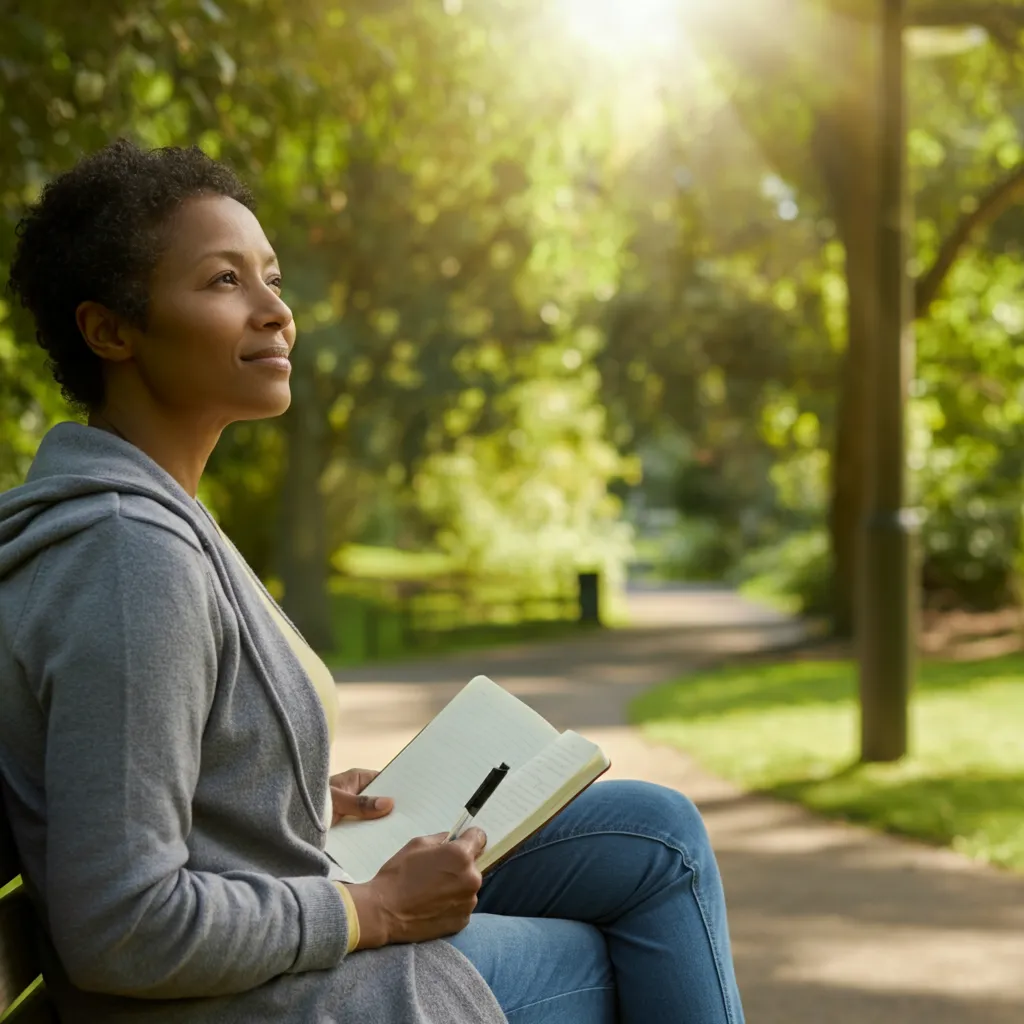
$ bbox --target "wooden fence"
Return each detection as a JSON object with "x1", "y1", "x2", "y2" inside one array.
[{"x1": 328, "y1": 570, "x2": 602, "y2": 660}]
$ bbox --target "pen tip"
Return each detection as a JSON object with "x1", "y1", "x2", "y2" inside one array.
[{"x1": 499, "y1": 762, "x2": 509, "y2": 771}]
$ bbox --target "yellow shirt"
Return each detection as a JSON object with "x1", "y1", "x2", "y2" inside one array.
[{"x1": 214, "y1": 523, "x2": 360, "y2": 953}]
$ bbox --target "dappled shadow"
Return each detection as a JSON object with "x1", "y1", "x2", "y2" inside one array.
[
  {"x1": 333, "y1": 606, "x2": 1024, "y2": 1023},
  {"x1": 334, "y1": 643, "x2": 1024, "y2": 1021},
  {"x1": 335, "y1": 621, "x2": 806, "y2": 685},
  {"x1": 337, "y1": 621, "x2": 1023, "y2": 734},
  {"x1": 701, "y1": 788, "x2": 1024, "y2": 932},
  {"x1": 732, "y1": 975, "x2": 1024, "y2": 1024},
  {"x1": 334, "y1": 620, "x2": 809, "y2": 731},
  {"x1": 772, "y1": 769, "x2": 1024, "y2": 857},
  {"x1": 693, "y1": 787, "x2": 1024, "y2": 1022}
]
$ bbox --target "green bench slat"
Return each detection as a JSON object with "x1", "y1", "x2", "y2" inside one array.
[{"x1": 0, "y1": 805, "x2": 56, "y2": 1022}]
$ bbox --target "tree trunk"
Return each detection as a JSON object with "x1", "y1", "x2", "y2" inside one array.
[
  {"x1": 830, "y1": 196, "x2": 880, "y2": 636},
  {"x1": 276, "y1": 344, "x2": 334, "y2": 652},
  {"x1": 812, "y1": 29, "x2": 880, "y2": 637}
]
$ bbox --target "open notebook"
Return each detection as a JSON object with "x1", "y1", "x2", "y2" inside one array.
[{"x1": 326, "y1": 675, "x2": 610, "y2": 883}]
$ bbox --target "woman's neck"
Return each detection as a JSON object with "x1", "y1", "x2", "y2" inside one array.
[{"x1": 88, "y1": 405, "x2": 223, "y2": 498}]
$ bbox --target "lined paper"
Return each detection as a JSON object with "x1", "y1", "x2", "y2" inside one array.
[
  {"x1": 326, "y1": 676, "x2": 562, "y2": 882},
  {"x1": 471, "y1": 731, "x2": 601, "y2": 838}
]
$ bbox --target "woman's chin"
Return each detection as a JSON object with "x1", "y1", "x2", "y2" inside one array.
[{"x1": 235, "y1": 386, "x2": 292, "y2": 421}]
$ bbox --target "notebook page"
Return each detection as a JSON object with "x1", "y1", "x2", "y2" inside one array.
[
  {"x1": 326, "y1": 676, "x2": 559, "y2": 882},
  {"x1": 471, "y1": 730, "x2": 604, "y2": 843},
  {"x1": 325, "y1": 807, "x2": 444, "y2": 884}
]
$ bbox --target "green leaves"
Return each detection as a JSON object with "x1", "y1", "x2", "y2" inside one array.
[
  {"x1": 0, "y1": 0, "x2": 640, "y2": 596},
  {"x1": 6, "y1": 0, "x2": 1024, "y2": 619}
]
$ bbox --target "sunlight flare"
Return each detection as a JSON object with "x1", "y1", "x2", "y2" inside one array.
[{"x1": 560, "y1": 0, "x2": 683, "y2": 58}]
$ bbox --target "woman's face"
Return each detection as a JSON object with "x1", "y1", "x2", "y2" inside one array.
[{"x1": 130, "y1": 194, "x2": 296, "y2": 425}]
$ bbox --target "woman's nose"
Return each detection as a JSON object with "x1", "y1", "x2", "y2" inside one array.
[{"x1": 255, "y1": 292, "x2": 293, "y2": 331}]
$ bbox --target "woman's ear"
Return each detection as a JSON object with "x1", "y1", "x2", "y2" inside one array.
[{"x1": 76, "y1": 301, "x2": 136, "y2": 363}]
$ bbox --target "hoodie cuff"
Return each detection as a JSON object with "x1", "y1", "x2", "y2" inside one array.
[
  {"x1": 334, "y1": 882, "x2": 361, "y2": 952},
  {"x1": 282, "y1": 876, "x2": 350, "y2": 973}
]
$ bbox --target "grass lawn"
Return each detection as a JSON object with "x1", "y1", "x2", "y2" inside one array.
[
  {"x1": 332, "y1": 544, "x2": 457, "y2": 580},
  {"x1": 631, "y1": 654, "x2": 1024, "y2": 871}
]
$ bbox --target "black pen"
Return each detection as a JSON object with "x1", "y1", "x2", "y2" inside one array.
[{"x1": 444, "y1": 763, "x2": 510, "y2": 842}]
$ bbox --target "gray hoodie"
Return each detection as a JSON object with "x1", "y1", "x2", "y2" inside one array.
[{"x1": 0, "y1": 422, "x2": 505, "y2": 1024}]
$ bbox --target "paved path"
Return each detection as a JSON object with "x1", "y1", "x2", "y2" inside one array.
[{"x1": 333, "y1": 587, "x2": 1024, "y2": 1023}]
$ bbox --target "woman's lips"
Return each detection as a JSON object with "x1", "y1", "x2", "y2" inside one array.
[{"x1": 243, "y1": 355, "x2": 291, "y2": 372}]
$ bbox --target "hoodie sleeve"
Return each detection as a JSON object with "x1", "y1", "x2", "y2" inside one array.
[{"x1": 13, "y1": 509, "x2": 351, "y2": 999}]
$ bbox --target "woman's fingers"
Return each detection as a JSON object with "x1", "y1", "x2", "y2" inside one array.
[
  {"x1": 351, "y1": 768, "x2": 379, "y2": 791},
  {"x1": 454, "y1": 826, "x2": 488, "y2": 857},
  {"x1": 331, "y1": 788, "x2": 394, "y2": 825},
  {"x1": 329, "y1": 768, "x2": 393, "y2": 824},
  {"x1": 367, "y1": 829, "x2": 488, "y2": 945},
  {"x1": 329, "y1": 768, "x2": 379, "y2": 791}
]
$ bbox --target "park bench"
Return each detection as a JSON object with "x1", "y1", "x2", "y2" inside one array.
[{"x1": 0, "y1": 805, "x2": 56, "y2": 1023}]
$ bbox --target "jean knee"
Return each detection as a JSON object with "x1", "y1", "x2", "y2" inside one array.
[{"x1": 603, "y1": 779, "x2": 713, "y2": 860}]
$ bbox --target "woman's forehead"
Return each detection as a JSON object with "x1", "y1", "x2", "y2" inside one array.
[{"x1": 160, "y1": 195, "x2": 275, "y2": 271}]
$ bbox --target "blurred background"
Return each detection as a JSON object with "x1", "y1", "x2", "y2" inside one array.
[
  {"x1": 2, "y1": 2, "x2": 1024, "y2": 677},
  {"x1": 6, "y1": 6, "x2": 1024, "y2": 1017}
]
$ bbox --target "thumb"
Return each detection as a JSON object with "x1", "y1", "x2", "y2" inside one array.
[
  {"x1": 458, "y1": 826, "x2": 488, "y2": 856},
  {"x1": 332, "y1": 791, "x2": 394, "y2": 824}
]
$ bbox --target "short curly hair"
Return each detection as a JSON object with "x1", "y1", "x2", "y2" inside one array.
[{"x1": 7, "y1": 138, "x2": 256, "y2": 410}]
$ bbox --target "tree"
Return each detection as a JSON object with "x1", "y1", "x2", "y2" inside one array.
[
  {"x1": 681, "y1": 0, "x2": 1024, "y2": 632},
  {"x1": 0, "y1": 0, "x2": 632, "y2": 648}
]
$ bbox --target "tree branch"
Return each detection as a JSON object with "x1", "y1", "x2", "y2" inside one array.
[
  {"x1": 910, "y1": 2, "x2": 1024, "y2": 28},
  {"x1": 915, "y1": 162, "x2": 1024, "y2": 318},
  {"x1": 909, "y1": 2, "x2": 1024, "y2": 47},
  {"x1": 826, "y1": 2, "x2": 1024, "y2": 42}
]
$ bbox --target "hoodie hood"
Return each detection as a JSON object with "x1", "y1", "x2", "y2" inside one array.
[
  {"x1": 0, "y1": 421, "x2": 334, "y2": 834},
  {"x1": 0, "y1": 422, "x2": 205, "y2": 582}
]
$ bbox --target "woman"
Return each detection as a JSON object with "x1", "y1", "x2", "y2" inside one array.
[{"x1": 0, "y1": 140, "x2": 745, "y2": 1023}]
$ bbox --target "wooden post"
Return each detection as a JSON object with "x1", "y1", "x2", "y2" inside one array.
[
  {"x1": 859, "y1": 0, "x2": 917, "y2": 762},
  {"x1": 578, "y1": 572, "x2": 601, "y2": 626},
  {"x1": 363, "y1": 603, "x2": 379, "y2": 660}
]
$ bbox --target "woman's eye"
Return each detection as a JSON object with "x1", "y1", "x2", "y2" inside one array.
[
  {"x1": 268, "y1": 276, "x2": 283, "y2": 290},
  {"x1": 215, "y1": 270, "x2": 239, "y2": 286}
]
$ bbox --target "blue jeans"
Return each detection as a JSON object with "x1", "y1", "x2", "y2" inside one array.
[{"x1": 446, "y1": 780, "x2": 744, "y2": 1023}]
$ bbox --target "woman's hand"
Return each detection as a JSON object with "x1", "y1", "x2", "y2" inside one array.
[
  {"x1": 329, "y1": 768, "x2": 394, "y2": 826},
  {"x1": 346, "y1": 829, "x2": 487, "y2": 949}
]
